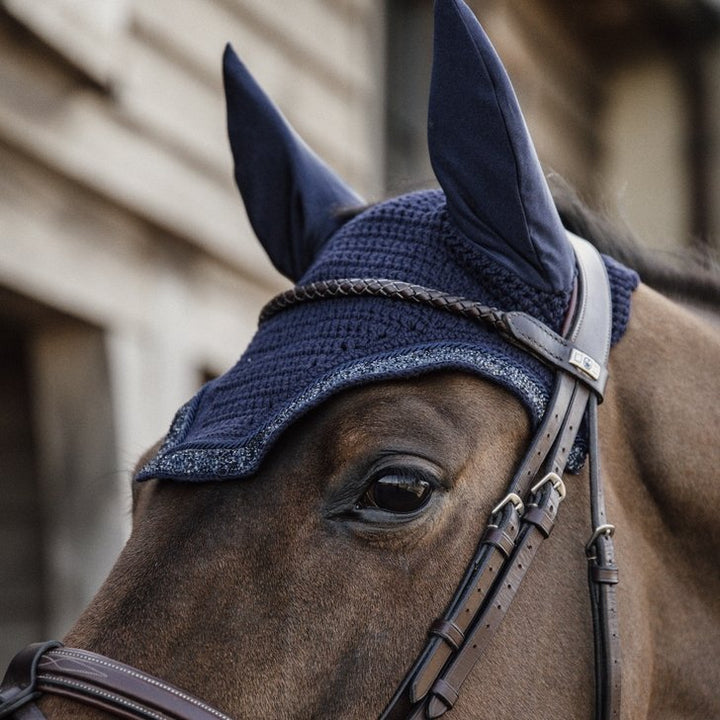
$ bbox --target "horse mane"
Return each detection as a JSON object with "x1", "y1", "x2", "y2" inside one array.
[
  {"x1": 547, "y1": 175, "x2": 720, "y2": 312},
  {"x1": 340, "y1": 179, "x2": 720, "y2": 311}
]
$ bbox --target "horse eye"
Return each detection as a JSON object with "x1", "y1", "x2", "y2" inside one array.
[{"x1": 361, "y1": 472, "x2": 433, "y2": 514}]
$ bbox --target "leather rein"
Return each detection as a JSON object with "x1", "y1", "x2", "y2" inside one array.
[{"x1": 0, "y1": 234, "x2": 621, "y2": 720}]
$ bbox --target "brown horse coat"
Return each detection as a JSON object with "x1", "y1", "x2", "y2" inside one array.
[{"x1": 40, "y1": 283, "x2": 720, "y2": 719}]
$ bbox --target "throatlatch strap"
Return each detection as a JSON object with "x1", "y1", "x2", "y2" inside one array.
[
  {"x1": 586, "y1": 395, "x2": 621, "y2": 720},
  {"x1": 380, "y1": 234, "x2": 619, "y2": 720}
]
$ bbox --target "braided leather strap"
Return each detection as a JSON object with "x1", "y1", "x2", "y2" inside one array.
[
  {"x1": 259, "y1": 277, "x2": 608, "y2": 398},
  {"x1": 259, "y1": 278, "x2": 508, "y2": 332}
]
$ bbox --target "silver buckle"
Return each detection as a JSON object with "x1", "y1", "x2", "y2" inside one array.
[
  {"x1": 585, "y1": 524, "x2": 615, "y2": 555},
  {"x1": 530, "y1": 472, "x2": 566, "y2": 502},
  {"x1": 491, "y1": 492, "x2": 525, "y2": 517}
]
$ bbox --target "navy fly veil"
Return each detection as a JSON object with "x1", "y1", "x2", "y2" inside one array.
[{"x1": 136, "y1": 0, "x2": 638, "y2": 483}]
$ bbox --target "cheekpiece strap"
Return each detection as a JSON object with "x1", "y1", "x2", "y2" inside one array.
[{"x1": 380, "y1": 234, "x2": 620, "y2": 720}]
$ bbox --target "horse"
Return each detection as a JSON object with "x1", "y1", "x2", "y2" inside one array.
[{"x1": 2, "y1": 1, "x2": 719, "y2": 718}]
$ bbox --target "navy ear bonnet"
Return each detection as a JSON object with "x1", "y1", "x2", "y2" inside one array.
[
  {"x1": 136, "y1": 194, "x2": 637, "y2": 482},
  {"x1": 135, "y1": 0, "x2": 638, "y2": 483}
]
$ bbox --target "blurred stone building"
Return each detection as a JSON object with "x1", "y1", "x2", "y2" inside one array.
[{"x1": 1, "y1": 0, "x2": 718, "y2": 667}]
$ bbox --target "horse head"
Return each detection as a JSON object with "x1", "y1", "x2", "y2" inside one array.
[{"x1": 5, "y1": 1, "x2": 718, "y2": 719}]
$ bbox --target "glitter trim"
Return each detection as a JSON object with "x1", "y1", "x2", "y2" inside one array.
[{"x1": 136, "y1": 344, "x2": 550, "y2": 482}]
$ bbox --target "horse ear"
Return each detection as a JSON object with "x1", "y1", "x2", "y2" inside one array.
[
  {"x1": 223, "y1": 44, "x2": 364, "y2": 281},
  {"x1": 428, "y1": 0, "x2": 575, "y2": 293}
]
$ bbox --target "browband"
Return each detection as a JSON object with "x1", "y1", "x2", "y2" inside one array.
[{"x1": 259, "y1": 268, "x2": 608, "y2": 399}]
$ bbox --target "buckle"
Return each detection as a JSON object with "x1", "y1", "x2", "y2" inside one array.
[
  {"x1": 491, "y1": 492, "x2": 524, "y2": 517},
  {"x1": 585, "y1": 524, "x2": 615, "y2": 556},
  {"x1": 530, "y1": 472, "x2": 566, "y2": 502}
]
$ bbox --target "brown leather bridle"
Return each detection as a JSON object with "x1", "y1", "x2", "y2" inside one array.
[{"x1": 0, "y1": 234, "x2": 621, "y2": 720}]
